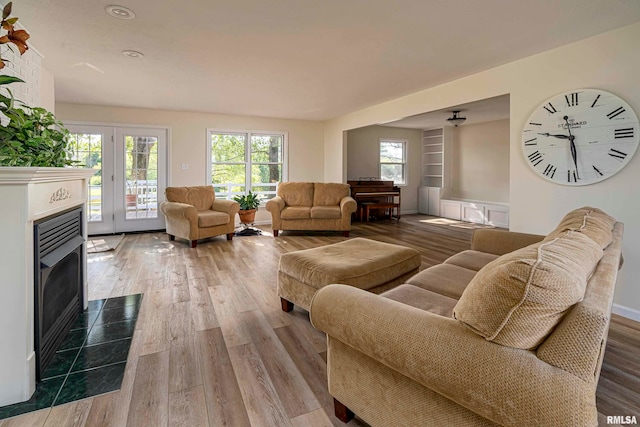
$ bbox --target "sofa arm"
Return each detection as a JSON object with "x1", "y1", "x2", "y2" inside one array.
[
  {"x1": 310, "y1": 285, "x2": 597, "y2": 426},
  {"x1": 266, "y1": 196, "x2": 285, "y2": 215},
  {"x1": 471, "y1": 229, "x2": 545, "y2": 255},
  {"x1": 160, "y1": 201, "x2": 198, "y2": 223},
  {"x1": 212, "y1": 199, "x2": 240, "y2": 216},
  {"x1": 340, "y1": 196, "x2": 357, "y2": 215}
]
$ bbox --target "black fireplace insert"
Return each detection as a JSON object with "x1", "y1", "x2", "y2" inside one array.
[{"x1": 33, "y1": 206, "x2": 85, "y2": 380}]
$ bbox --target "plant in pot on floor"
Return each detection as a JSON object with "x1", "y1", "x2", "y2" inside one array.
[{"x1": 233, "y1": 191, "x2": 262, "y2": 224}]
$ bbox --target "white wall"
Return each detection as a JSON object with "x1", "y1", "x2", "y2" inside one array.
[
  {"x1": 450, "y1": 119, "x2": 509, "y2": 203},
  {"x1": 324, "y1": 22, "x2": 640, "y2": 318},
  {"x1": 347, "y1": 125, "x2": 422, "y2": 212},
  {"x1": 55, "y1": 103, "x2": 325, "y2": 223}
]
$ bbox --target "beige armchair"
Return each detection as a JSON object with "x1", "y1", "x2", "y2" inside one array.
[{"x1": 160, "y1": 186, "x2": 240, "y2": 248}]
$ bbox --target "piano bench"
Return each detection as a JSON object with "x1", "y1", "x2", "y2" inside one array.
[{"x1": 362, "y1": 203, "x2": 400, "y2": 223}]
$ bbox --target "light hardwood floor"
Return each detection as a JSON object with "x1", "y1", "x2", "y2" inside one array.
[{"x1": 2, "y1": 215, "x2": 638, "y2": 426}]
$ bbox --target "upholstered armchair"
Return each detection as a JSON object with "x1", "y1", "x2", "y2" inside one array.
[{"x1": 160, "y1": 186, "x2": 240, "y2": 248}]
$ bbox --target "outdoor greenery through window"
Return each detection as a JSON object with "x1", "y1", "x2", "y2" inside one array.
[
  {"x1": 208, "y1": 130, "x2": 287, "y2": 201},
  {"x1": 380, "y1": 139, "x2": 406, "y2": 185}
]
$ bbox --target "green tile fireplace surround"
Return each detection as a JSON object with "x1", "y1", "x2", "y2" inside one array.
[{"x1": 0, "y1": 294, "x2": 142, "y2": 421}]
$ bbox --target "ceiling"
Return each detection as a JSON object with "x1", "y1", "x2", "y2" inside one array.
[
  {"x1": 381, "y1": 95, "x2": 510, "y2": 130},
  {"x1": 16, "y1": 0, "x2": 640, "y2": 121}
]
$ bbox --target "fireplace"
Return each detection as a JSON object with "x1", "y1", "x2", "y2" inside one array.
[
  {"x1": 33, "y1": 206, "x2": 85, "y2": 380},
  {"x1": 0, "y1": 167, "x2": 95, "y2": 406}
]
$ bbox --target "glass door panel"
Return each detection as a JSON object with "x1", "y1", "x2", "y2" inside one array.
[
  {"x1": 115, "y1": 128, "x2": 167, "y2": 232},
  {"x1": 67, "y1": 125, "x2": 115, "y2": 235}
]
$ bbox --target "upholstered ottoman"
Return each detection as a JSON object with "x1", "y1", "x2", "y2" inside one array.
[{"x1": 278, "y1": 237, "x2": 421, "y2": 312}]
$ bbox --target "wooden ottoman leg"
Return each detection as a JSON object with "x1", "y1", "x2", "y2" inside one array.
[
  {"x1": 281, "y1": 298, "x2": 294, "y2": 312},
  {"x1": 168, "y1": 234, "x2": 175, "y2": 241},
  {"x1": 334, "y1": 398, "x2": 354, "y2": 423},
  {"x1": 343, "y1": 231, "x2": 350, "y2": 237},
  {"x1": 191, "y1": 240, "x2": 198, "y2": 248},
  {"x1": 273, "y1": 230, "x2": 279, "y2": 237},
  {"x1": 227, "y1": 233, "x2": 234, "y2": 241}
]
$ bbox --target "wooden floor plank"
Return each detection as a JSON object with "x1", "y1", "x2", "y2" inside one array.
[
  {"x1": 43, "y1": 399, "x2": 92, "y2": 427},
  {"x1": 196, "y1": 328, "x2": 251, "y2": 427},
  {"x1": 126, "y1": 351, "x2": 170, "y2": 427},
  {"x1": 227, "y1": 343, "x2": 292, "y2": 427},
  {"x1": 83, "y1": 392, "x2": 116, "y2": 427},
  {"x1": 168, "y1": 386, "x2": 209, "y2": 427}
]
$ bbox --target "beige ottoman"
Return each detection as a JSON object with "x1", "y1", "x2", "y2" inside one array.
[{"x1": 278, "y1": 237, "x2": 421, "y2": 312}]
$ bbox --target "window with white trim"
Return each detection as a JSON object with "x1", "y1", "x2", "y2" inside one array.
[
  {"x1": 379, "y1": 139, "x2": 407, "y2": 185},
  {"x1": 207, "y1": 130, "x2": 288, "y2": 201}
]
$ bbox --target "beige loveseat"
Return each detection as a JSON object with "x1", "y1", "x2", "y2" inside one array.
[
  {"x1": 266, "y1": 182, "x2": 357, "y2": 237},
  {"x1": 160, "y1": 186, "x2": 240, "y2": 248},
  {"x1": 311, "y1": 207, "x2": 623, "y2": 426}
]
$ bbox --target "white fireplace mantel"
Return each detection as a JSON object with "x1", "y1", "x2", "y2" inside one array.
[{"x1": 0, "y1": 167, "x2": 95, "y2": 406}]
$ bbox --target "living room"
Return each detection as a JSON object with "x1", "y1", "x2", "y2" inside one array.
[{"x1": 1, "y1": 1, "x2": 639, "y2": 425}]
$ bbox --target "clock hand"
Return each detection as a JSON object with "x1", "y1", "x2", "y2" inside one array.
[
  {"x1": 538, "y1": 132, "x2": 571, "y2": 139},
  {"x1": 564, "y1": 116, "x2": 579, "y2": 178}
]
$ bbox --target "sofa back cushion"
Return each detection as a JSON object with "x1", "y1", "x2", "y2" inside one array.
[
  {"x1": 453, "y1": 231, "x2": 603, "y2": 350},
  {"x1": 544, "y1": 206, "x2": 616, "y2": 249},
  {"x1": 277, "y1": 182, "x2": 314, "y2": 207},
  {"x1": 313, "y1": 183, "x2": 350, "y2": 206},
  {"x1": 166, "y1": 186, "x2": 214, "y2": 210}
]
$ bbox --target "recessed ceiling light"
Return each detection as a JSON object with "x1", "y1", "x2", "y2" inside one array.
[
  {"x1": 105, "y1": 5, "x2": 135, "y2": 19},
  {"x1": 122, "y1": 50, "x2": 144, "y2": 58}
]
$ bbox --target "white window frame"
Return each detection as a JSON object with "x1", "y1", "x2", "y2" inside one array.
[
  {"x1": 379, "y1": 138, "x2": 407, "y2": 186},
  {"x1": 206, "y1": 129, "x2": 288, "y2": 203}
]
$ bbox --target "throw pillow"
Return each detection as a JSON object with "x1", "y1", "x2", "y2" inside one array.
[{"x1": 453, "y1": 231, "x2": 603, "y2": 350}]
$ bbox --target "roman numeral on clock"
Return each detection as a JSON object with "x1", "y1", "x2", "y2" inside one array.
[
  {"x1": 565, "y1": 93, "x2": 578, "y2": 107},
  {"x1": 527, "y1": 150, "x2": 543, "y2": 166},
  {"x1": 592, "y1": 165, "x2": 603, "y2": 176},
  {"x1": 529, "y1": 122, "x2": 542, "y2": 126},
  {"x1": 607, "y1": 107, "x2": 626, "y2": 120},
  {"x1": 543, "y1": 103, "x2": 557, "y2": 114},
  {"x1": 567, "y1": 170, "x2": 578, "y2": 183},
  {"x1": 608, "y1": 148, "x2": 627, "y2": 160},
  {"x1": 543, "y1": 164, "x2": 556, "y2": 178},
  {"x1": 524, "y1": 138, "x2": 537, "y2": 146},
  {"x1": 591, "y1": 94, "x2": 601, "y2": 108},
  {"x1": 614, "y1": 128, "x2": 634, "y2": 139}
]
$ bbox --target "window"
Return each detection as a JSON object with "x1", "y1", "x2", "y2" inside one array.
[
  {"x1": 208, "y1": 130, "x2": 287, "y2": 202},
  {"x1": 380, "y1": 139, "x2": 407, "y2": 185}
]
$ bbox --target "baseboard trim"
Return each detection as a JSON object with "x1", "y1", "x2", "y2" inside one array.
[
  {"x1": 401, "y1": 210, "x2": 418, "y2": 215},
  {"x1": 612, "y1": 303, "x2": 640, "y2": 322}
]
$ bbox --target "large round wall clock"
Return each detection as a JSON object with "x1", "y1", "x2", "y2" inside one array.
[{"x1": 522, "y1": 88, "x2": 639, "y2": 186}]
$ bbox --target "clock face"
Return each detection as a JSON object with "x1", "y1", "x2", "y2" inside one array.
[{"x1": 522, "y1": 89, "x2": 639, "y2": 186}]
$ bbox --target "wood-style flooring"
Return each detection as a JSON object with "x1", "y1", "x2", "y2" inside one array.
[{"x1": 1, "y1": 215, "x2": 638, "y2": 426}]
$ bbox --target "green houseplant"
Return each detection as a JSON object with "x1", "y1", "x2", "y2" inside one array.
[
  {"x1": 0, "y1": 2, "x2": 77, "y2": 167},
  {"x1": 233, "y1": 191, "x2": 262, "y2": 224}
]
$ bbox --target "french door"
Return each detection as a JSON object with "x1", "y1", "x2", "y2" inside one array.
[{"x1": 67, "y1": 124, "x2": 168, "y2": 235}]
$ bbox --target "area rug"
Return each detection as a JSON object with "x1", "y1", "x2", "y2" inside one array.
[{"x1": 87, "y1": 234, "x2": 125, "y2": 253}]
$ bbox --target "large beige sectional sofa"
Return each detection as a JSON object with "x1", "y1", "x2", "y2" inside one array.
[
  {"x1": 310, "y1": 207, "x2": 623, "y2": 426},
  {"x1": 266, "y1": 182, "x2": 357, "y2": 237}
]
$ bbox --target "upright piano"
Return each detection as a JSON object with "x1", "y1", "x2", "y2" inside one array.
[{"x1": 348, "y1": 180, "x2": 401, "y2": 222}]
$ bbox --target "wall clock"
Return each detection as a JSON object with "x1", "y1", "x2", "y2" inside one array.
[{"x1": 522, "y1": 88, "x2": 639, "y2": 186}]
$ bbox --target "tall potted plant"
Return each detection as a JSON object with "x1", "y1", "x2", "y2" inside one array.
[
  {"x1": 0, "y1": 3, "x2": 77, "y2": 167},
  {"x1": 233, "y1": 191, "x2": 261, "y2": 224}
]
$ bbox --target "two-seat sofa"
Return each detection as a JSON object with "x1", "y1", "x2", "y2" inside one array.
[
  {"x1": 311, "y1": 207, "x2": 623, "y2": 426},
  {"x1": 266, "y1": 182, "x2": 357, "y2": 237}
]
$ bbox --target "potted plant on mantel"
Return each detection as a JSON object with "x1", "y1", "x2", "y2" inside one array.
[
  {"x1": 233, "y1": 191, "x2": 262, "y2": 224},
  {"x1": 0, "y1": 3, "x2": 78, "y2": 168}
]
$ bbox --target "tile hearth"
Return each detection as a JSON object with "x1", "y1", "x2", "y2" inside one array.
[{"x1": 0, "y1": 294, "x2": 142, "y2": 421}]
